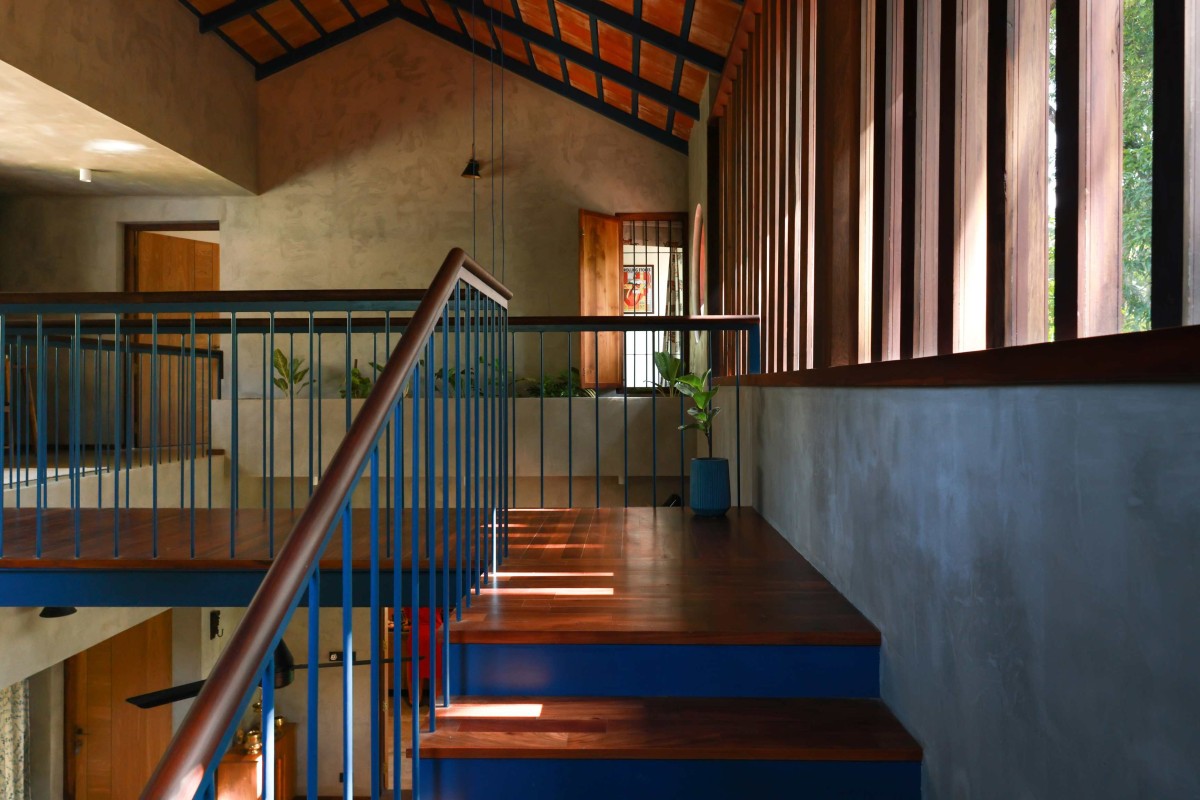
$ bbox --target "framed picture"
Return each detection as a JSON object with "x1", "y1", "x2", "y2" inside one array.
[{"x1": 622, "y1": 265, "x2": 652, "y2": 314}]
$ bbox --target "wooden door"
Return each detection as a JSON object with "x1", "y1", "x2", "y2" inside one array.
[
  {"x1": 579, "y1": 210, "x2": 623, "y2": 389},
  {"x1": 129, "y1": 232, "x2": 220, "y2": 452},
  {"x1": 65, "y1": 612, "x2": 174, "y2": 800}
]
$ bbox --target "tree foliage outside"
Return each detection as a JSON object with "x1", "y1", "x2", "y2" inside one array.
[
  {"x1": 1048, "y1": 0, "x2": 1154, "y2": 337},
  {"x1": 1121, "y1": 0, "x2": 1153, "y2": 332}
]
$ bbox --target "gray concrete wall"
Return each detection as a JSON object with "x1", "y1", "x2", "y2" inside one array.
[
  {"x1": 0, "y1": 0, "x2": 257, "y2": 190},
  {"x1": 750, "y1": 384, "x2": 1200, "y2": 800}
]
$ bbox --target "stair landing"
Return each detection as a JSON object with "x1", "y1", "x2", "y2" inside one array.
[{"x1": 455, "y1": 507, "x2": 880, "y2": 646}]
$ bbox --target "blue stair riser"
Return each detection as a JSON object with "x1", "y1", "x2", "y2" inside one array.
[
  {"x1": 419, "y1": 758, "x2": 921, "y2": 800},
  {"x1": 0, "y1": 567, "x2": 458, "y2": 608},
  {"x1": 451, "y1": 643, "x2": 880, "y2": 698}
]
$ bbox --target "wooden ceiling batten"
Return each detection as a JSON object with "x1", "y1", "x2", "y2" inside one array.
[
  {"x1": 178, "y1": 0, "x2": 738, "y2": 148},
  {"x1": 709, "y1": 0, "x2": 760, "y2": 120}
]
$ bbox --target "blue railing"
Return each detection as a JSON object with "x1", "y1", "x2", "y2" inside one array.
[
  {"x1": 507, "y1": 316, "x2": 759, "y2": 509},
  {"x1": 0, "y1": 274, "x2": 760, "y2": 798},
  {"x1": 141, "y1": 249, "x2": 511, "y2": 799}
]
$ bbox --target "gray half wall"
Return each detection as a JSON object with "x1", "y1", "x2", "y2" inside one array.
[{"x1": 751, "y1": 384, "x2": 1200, "y2": 800}]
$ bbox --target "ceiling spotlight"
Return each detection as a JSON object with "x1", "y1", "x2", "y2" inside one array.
[
  {"x1": 79, "y1": 168, "x2": 93, "y2": 183},
  {"x1": 84, "y1": 139, "x2": 146, "y2": 154},
  {"x1": 461, "y1": 158, "x2": 482, "y2": 180},
  {"x1": 39, "y1": 607, "x2": 77, "y2": 618}
]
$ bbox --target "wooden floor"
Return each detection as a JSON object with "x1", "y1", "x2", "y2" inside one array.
[
  {"x1": 0, "y1": 506, "x2": 877, "y2": 645},
  {"x1": 0, "y1": 507, "x2": 461, "y2": 569},
  {"x1": 455, "y1": 507, "x2": 881, "y2": 645},
  {"x1": 422, "y1": 696, "x2": 920, "y2": 761}
]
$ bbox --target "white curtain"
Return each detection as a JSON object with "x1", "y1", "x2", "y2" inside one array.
[{"x1": 0, "y1": 680, "x2": 29, "y2": 800}]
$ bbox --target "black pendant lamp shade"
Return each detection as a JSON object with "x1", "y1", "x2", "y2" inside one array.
[{"x1": 461, "y1": 158, "x2": 482, "y2": 179}]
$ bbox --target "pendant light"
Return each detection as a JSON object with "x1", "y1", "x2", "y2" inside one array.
[{"x1": 461, "y1": 158, "x2": 482, "y2": 179}]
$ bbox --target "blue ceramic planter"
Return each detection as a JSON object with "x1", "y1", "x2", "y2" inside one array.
[{"x1": 689, "y1": 457, "x2": 731, "y2": 517}]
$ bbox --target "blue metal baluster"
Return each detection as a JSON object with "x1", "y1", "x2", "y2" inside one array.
[
  {"x1": 261, "y1": 333, "x2": 268, "y2": 515},
  {"x1": 317, "y1": 331, "x2": 324, "y2": 482},
  {"x1": 289, "y1": 331, "x2": 296, "y2": 511},
  {"x1": 269, "y1": 313, "x2": 276, "y2": 556},
  {"x1": 623, "y1": 331, "x2": 629, "y2": 508},
  {"x1": 383, "y1": 316, "x2": 391, "y2": 555},
  {"x1": 567, "y1": 331, "x2": 573, "y2": 508},
  {"x1": 652, "y1": 335, "x2": 657, "y2": 504},
  {"x1": 113, "y1": 318, "x2": 122, "y2": 553},
  {"x1": 480, "y1": 301, "x2": 489, "y2": 583},
  {"x1": 736, "y1": 344, "x2": 742, "y2": 509},
  {"x1": 391, "y1": 403, "x2": 403, "y2": 800},
  {"x1": 72, "y1": 314, "x2": 81, "y2": 553},
  {"x1": 125, "y1": 342, "x2": 133, "y2": 508},
  {"x1": 425, "y1": 336, "x2": 436, "y2": 725},
  {"x1": 206, "y1": 337, "x2": 212, "y2": 510},
  {"x1": 342, "y1": 500, "x2": 354, "y2": 799},
  {"x1": 307, "y1": 313, "x2": 315, "y2": 501},
  {"x1": 178, "y1": 347, "x2": 184, "y2": 508},
  {"x1": 230, "y1": 312, "x2": 239, "y2": 557},
  {"x1": 344, "y1": 312, "x2": 352, "y2": 433},
  {"x1": 13, "y1": 337, "x2": 19, "y2": 510},
  {"x1": 307, "y1": 568, "x2": 320, "y2": 800},
  {"x1": 94, "y1": 333, "x2": 102, "y2": 508},
  {"x1": 409, "y1": 357, "x2": 421, "y2": 794},
  {"x1": 0, "y1": 318, "x2": 6, "y2": 555},
  {"x1": 539, "y1": 330, "x2": 544, "y2": 508},
  {"x1": 471, "y1": 291, "x2": 480, "y2": 597},
  {"x1": 505, "y1": 311, "x2": 512, "y2": 555},
  {"x1": 454, "y1": 287, "x2": 464, "y2": 618},
  {"x1": 262, "y1": 653, "x2": 276, "y2": 800},
  {"x1": 190, "y1": 314, "x2": 198, "y2": 556},
  {"x1": 441, "y1": 304, "x2": 451, "y2": 706},
  {"x1": 35, "y1": 317, "x2": 45, "y2": 549},
  {"x1": 462, "y1": 291, "x2": 472, "y2": 602},
  {"x1": 679, "y1": 358, "x2": 686, "y2": 501},
  {"x1": 369, "y1": 446, "x2": 382, "y2": 799}
]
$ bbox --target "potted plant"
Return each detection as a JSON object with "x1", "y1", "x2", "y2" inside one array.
[{"x1": 654, "y1": 352, "x2": 730, "y2": 517}]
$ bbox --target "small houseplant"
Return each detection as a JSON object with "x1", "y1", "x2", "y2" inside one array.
[{"x1": 654, "y1": 352, "x2": 730, "y2": 517}]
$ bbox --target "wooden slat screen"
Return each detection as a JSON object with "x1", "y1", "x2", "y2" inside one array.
[{"x1": 710, "y1": 0, "x2": 1197, "y2": 379}]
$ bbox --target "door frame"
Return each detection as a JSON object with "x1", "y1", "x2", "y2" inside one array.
[{"x1": 123, "y1": 221, "x2": 220, "y2": 292}]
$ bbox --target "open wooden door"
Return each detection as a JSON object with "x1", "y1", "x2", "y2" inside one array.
[
  {"x1": 579, "y1": 210, "x2": 623, "y2": 389},
  {"x1": 64, "y1": 612, "x2": 173, "y2": 800},
  {"x1": 127, "y1": 230, "x2": 220, "y2": 451}
]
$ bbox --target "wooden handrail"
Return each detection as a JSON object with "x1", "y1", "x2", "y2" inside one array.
[{"x1": 140, "y1": 248, "x2": 509, "y2": 800}]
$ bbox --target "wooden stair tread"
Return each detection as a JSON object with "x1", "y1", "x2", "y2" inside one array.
[
  {"x1": 418, "y1": 697, "x2": 921, "y2": 761},
  {"x1": 453, "y1": 508, "x2": 882, "y2": 646}
]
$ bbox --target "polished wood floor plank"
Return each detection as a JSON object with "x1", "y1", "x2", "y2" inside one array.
[
  {"x1": 456, "y1": 508, "x2": 881, "y2": 646},
  {"x1": 0, "y1": 507, "x2": 880, "y2": 647}
]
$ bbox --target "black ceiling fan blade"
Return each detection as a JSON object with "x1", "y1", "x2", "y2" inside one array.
[
  {"x1": 127, "y1": 641, "x2": 296, "y2": 709},
  {"x1": 126, "y1": 679, "x2": 207, "y2": 709}
]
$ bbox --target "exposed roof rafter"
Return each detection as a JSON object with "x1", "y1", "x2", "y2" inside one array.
[
  {"x1": 554, "y1": 0, "x2": 726, "y2": 73},
  {"x1": 182, "y1": 0, "x2": 741, "y2": 150}
]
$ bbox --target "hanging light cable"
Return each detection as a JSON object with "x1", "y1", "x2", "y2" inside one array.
[
  {"x1": 465, "y1": 0, "x2": 479, "y2": 261},
  {"x1": 500, "y1": 8, "x2": 506, "y2": 284},
  {"x1": 489, "y1": 2, "x2": 496, "y2": 277}
]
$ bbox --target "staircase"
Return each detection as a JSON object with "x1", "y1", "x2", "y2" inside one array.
[{"x1": 416, "y1": 508, "x2": 922, "y2": 800}]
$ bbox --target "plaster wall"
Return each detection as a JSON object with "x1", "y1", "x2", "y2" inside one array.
[
  {"x1": 0, "y1": 606, "x2": 166, "y2": 688},
  {"x1": 750, "y1": 384, "x2": 1200, "y2": 800},
  {"x1": 0, "y1": 19, "x2": 686, "y2": 339},
  {"x1": 0, "y1": 0, "x2": 256, "y2": 190}
]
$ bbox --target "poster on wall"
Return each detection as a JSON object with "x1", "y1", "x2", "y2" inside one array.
[{"x1": 622, "y1": 266, "x2": 652, "y2": 314}]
